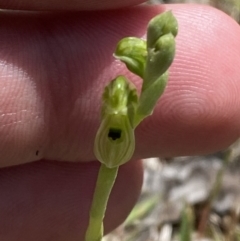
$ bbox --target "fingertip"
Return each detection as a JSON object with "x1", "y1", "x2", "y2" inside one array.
[{"x1": 135, "y1": 4, "x2": 240, "y2": 157}]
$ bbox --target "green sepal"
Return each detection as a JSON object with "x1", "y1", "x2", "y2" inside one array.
[
  {"x1": 101, "y1": 76, "x2": 138, "y2": 126},
  {"x1": 114, "y1": 37, "x2": 147, "y2": 78}
]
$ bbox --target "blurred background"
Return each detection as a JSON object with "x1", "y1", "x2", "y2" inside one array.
[{"x1": 104, "y1": 1, "x2": 240, "y2": 240}]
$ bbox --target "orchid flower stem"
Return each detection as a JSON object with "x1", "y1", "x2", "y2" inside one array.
[
  {"x1": 84, "y1": 11, "x2": 178, "y2": 241},
  {"x1": 84, "y1": 164, "x2": 118, "y2": 241}
]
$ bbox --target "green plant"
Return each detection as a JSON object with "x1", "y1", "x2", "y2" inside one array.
[
  {"x1": 84, "y1": 11, "x2": 178, "y2": 241},
  {"x1": 180, "y1": 203, "x2": 195, "y2": 241}
]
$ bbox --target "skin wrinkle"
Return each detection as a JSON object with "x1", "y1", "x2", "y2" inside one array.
[{"x1": 0, "y1": 60, "x2": 45, "y2": 166}]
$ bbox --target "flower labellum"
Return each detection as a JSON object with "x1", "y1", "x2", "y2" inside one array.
[{"x1": 94, "y1": 114, "x2": 135, "y2": 168}]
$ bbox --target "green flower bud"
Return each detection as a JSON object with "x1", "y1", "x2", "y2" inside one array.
[
  {"x1": 143, "y1": 33, "x2": 176, "y2": 90},
  {"x1": 132, "y1": 11, "x2": 178, "y2": 126},
  {"x1": 94, "y1": 76, "x2": 138, "y2": 168},
  {"x1": 147, "y1": 11, "x2": 178, "y2": 49},
  {"x1": 114, "y1": 37, "x2": 147, "y2": 78}
]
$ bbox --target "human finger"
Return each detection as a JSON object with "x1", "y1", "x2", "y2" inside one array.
[
  {"x1": 0, "y1": 5, "x2": 240, "y2": 167},
  {"x1": 0, "y1": 160, "x2": 142, "y2": 240},
  {"x1": 0, "y1": 0, "x2": 146, "y2": 11}
]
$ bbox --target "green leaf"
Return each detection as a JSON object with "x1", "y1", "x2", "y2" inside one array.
[
  {"x1": 124, "y1": 195, "x2": 159, "y2": 226},
  {"x1": 180, "y1": 204, "x2": 194, "y2": 241}
]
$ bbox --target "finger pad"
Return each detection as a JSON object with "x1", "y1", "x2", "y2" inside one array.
[{"x1": 0, "y1": 160, "x2": 142, "y2": 240}]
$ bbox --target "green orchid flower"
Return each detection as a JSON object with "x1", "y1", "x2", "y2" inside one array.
[
  {"x1": 85, "y1": 11, "x2": 178, "y2": 241},
  {"x1": 94, "y1": 76, "x2": 138, "y2": 168}
]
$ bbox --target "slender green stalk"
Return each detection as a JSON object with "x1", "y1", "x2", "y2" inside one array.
[
  {"x1": 180, "y1": 204, "x2": 194, "y2": 241},
  {"x1": 84, "y1": 164, "x2": 118, "y2": 241}
]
